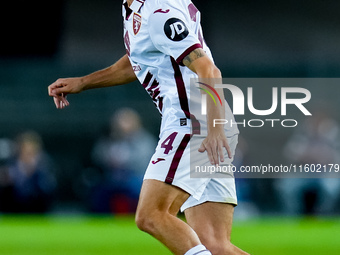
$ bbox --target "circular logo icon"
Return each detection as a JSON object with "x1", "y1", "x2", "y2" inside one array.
[{"x1": 164, "y1": 18, "x2": 189, "y2": 41}]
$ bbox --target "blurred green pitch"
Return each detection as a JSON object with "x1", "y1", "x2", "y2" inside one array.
[{"x1": 0, "y1": 215, "x2": 339, "y2": 255}]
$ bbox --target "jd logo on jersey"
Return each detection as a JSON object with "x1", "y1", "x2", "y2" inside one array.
[{"x1": 164, "y1": 18, "x2": 189, "y2": 41}]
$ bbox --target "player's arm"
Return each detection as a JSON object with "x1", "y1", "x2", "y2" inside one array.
[
  {"x1": 183, "y1": 48, "x2": 232, "y2": 165},
  {"x1": 48, "y1": 54, "x2": 137, "y2": 109}
]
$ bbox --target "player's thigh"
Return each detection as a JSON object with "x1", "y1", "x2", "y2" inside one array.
[
  {"x1": 137, "y1": 179, "x2": 190, "y2": 216},
  {"x1": 184, "y1": 201, "x2": 234, "y2": 241}
]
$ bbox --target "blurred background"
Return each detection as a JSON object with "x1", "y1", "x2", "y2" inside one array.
[
  {"x1": 0, "y1": 0, "x2": 340, "y2": 229},
  {"x1": 1, "y1": 1, "x2": 340, "y2": 254}
]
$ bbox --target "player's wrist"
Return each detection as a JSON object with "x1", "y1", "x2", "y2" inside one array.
[
  {"x1": 207, "y1": 125, "x2": 225, "y2": 136},
  {"x1": 79, "y1": 76, "x2": 91, "y2": 91}
]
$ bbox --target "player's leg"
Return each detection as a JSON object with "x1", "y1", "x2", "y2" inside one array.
[
  {"x1": 135, "y1": 179, "x2": 210, "y2": 255},
  {"x1": 185, "y1": 201, "x2": 250, "y2": 255}
]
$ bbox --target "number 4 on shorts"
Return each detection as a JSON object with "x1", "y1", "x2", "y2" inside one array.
[{"x1": 161, "y1": 132, "x2": 178, "y2": 154}]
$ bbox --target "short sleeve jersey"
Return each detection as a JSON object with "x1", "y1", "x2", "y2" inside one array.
[{"x1": 122, "y1": 0, "x2": 239, "y2": 137}]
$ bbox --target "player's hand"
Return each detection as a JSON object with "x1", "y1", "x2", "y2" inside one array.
[
  {"x1": 198, "y1": 130, "x2": 232, "y2": 166},
  {"x1": 48, "y1": 77, "x2": 84, "y2": 109}
]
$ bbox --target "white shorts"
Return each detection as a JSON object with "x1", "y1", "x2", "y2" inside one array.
[{"x1": 143, "y1": 131, "x2": 238, "y2": 212}]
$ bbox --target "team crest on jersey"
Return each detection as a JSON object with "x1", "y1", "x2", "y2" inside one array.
[{"x1": 133, "y1": 13, "x2": 142, "y2": 35}]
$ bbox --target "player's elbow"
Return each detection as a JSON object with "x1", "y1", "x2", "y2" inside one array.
[
  {"x1": 198, "y1": 64, "x2": 221, "y2": 79},
  {"x1": 211, "y1": 65, "x2": 222, "y2": 78}
]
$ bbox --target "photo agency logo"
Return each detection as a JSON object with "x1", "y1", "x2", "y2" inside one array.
[
  {"x1": 197, "y1": 82, "x2": 223, "y2": 109},
  {"x1": 191, "y1": 79, "x2": 340, "y2": 179},
  {"x1": 196, "y1": 80, "x2": 312, "y2": 128}
]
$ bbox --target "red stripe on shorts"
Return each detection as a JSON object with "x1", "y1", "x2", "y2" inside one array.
[{"x1": 165, "y1": 134, "x2": 191, "y2": 184}]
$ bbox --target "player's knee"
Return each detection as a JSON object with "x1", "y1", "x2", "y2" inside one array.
[
  {"x1": 135, "y1": 208, "x2": 161, "y2": 234},
  {"x1": 135, "y1": 210, "x2": 152, "y2": 233}
]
